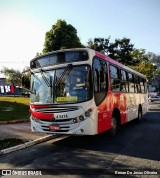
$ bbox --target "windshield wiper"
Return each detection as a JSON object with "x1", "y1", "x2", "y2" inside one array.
[
  {"x1": 39, "y1": 68, "x2": 53, "y2": 97},
  {"x1": 55, "y1": 64, "x2": 73, "y2": 87},
  {"x1": 39, "y1": 69, "x2": 51, "y2": 87}
]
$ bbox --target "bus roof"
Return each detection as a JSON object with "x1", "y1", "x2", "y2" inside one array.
[{"x1": 31, "y1": 48, "x2": 146, "y2": 78}]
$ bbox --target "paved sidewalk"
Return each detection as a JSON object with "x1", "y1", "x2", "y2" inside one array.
[{"x1": 0, "y1": 122, "x2": 46, "y2": 141}]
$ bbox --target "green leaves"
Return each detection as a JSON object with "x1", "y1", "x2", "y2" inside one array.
[
  {"x1": 42, "y1": 19, "x2": 83, "y2": 53},
  {"x1": 87, "y1": 37, "x2": 135, "y2": 66},
  {"x1": 0, "y1": 67, "x2": 22, "y2": 86},
  {"x1": 87, "y1": 37, "x2": 159, "y2": 82},
  {"x1": 40, "y1": 19, "x2": 160, "y2": 83}
]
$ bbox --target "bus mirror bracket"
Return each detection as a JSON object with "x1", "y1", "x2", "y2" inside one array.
[{"x1": 22, "y1": 69, "x2": 34, "y2": 94}]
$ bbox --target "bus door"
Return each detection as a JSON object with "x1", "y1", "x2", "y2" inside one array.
[{"x1": 93, "y1": 57, "x2": 109, "y2": 133}]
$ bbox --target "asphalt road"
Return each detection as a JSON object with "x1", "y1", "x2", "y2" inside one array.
[
  {"x1": 0, "y1": 102, "x2": 160, "y2": 177},
  {"x1": 0, "y1": 122, "x2": 46, "y2": 141}
]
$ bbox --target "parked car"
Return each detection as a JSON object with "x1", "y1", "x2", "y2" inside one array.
[{"x1": 148, "y1": 95, "x2": 160, "y2": 102}]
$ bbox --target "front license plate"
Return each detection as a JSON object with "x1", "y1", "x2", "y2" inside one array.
[{"x1": 49, "y1": 125, "x2": 60, "y2": 131}]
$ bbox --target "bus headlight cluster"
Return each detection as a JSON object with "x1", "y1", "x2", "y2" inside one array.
[
  {"x1": 32, "y1": 116, "x2": 41, "y2": 123},
  {"x1": 72, "y1": 108, "x2": 93, "y2": 123},
  {"x1": 73, "y1": 116, "x2": 84, "y2": 123}
]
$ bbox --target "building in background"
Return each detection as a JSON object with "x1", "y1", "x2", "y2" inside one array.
[{"x1": 0, "y1": 78, "x2": 21, "y2": 96}]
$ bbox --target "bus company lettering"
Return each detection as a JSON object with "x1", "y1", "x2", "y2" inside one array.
[{"x1": 56, "y1": 114, "x2": 68, "y2": 119}]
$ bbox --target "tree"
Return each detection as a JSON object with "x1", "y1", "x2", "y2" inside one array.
[
  {"x1": 130, "y1": 61, "x2": 156, "y2": 82},
  {"x1": 87, "y1": 37, "x2": 158, "y2": 81},
  {"x1": 129, "y1": 50, "x2": 157, "y2": 83},
  {"x1": 43, "y1": 19, "x2": 83, "y2": 53},
  {"x1": 147, "y1": 52, "x2": 160, "y2": 67},
  {"x1": 87, "y1": 37, "x2": 136, "y2": 66},
  {"x1": 0, "y1": 67, "x2": 22, "y2": 86},
  {"x1": 108, "y1": 38, "x2": 135, "y2": 65},
  {"x1": 131, "y1": 49, "x2": 148, "y2": 64},
  {"x1": 87, "y1": 37, "x2": 110, "y2": 54}
]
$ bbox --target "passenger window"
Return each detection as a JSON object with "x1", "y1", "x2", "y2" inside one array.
[
  {"x1": 135, "y1": 76, "x2": 141, "y2": 93},
  {"x1": 128, "y1": 73, "x2": 134, "y2": 93},
  {"x1": 110, "y1": 65, "x2": 120, "y2": 92},
  {"x1": 120, "y1": 70, "x2": 128, "y2": 92},
  {"x1": 140, "y1": 78, "x2": 146, "y2": 93}
]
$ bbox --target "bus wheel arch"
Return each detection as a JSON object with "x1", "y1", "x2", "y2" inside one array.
[{"x1": 110, "y1": 108, "x2": 121, "y2": 136}]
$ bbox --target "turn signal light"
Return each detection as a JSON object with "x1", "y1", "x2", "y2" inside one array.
[{"x1": 85, "y1": 108, "x2": 93, "y2": 117}]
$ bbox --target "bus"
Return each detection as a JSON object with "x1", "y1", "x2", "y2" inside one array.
[{"x1": 22, "y1": 48, "x2": 148, "y2": 135}]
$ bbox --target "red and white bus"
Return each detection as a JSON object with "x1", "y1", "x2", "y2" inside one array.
[{"x1": 22, "y1": 48, "x2": 148, "y2": 135}]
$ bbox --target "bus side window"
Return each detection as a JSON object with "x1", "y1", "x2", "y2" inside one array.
[
  {"x1": 120, "y1": 70, "x2": 128, "y2": 92},
  {"x1": 93, "y1": 57, "x2": 108, "y2": 105},
  {"x1": 144, "y1": 79, "x2": 147, "y2": 93},
  {"x1": 140, "y1": 78, "x2": 146, "y2": 93},
  {"x1": 110, "y1": 65, "x2": 120, "y2": 92},
  {"x1": 94, "y1": 69, "x2": 99, "y2": 92},
  {"x1": 137, "y1": 77, "x2": 141, "y2": 93},
  {"x1": 93, "y1": 58, "x2": 108, "y2": 92},
  {"x1": 134, "y1": 75, "x2": 141, "y2": 93},
  {"x1": 128, "y1": 73, "x2": 134, "y2": 93}
]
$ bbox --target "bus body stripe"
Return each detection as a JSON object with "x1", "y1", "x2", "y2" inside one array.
[
  {"x1": 96, "y1": 52, "x2": 123, "y2": 67},
  {"x1": 31, "y1": 110, "x2": 54, "y2": 120}
]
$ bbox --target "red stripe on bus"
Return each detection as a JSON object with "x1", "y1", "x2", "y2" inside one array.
[
  {"x1": 95, "y1": 52, "x2": 123, "y2": 67},
  {"x1": 30, "y1": 104, "x2": 49, "y2": 109},
  {"x1": 31, "y1": 110, "x2": 54, "y2": 120}
]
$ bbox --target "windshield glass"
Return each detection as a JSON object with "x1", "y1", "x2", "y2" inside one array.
[
  {"x1": 30, "y1": 65, "x2": 92, "y2": 104},
  {"x1": 30, "y1": 71, "x2": 54, "y2": 103}
]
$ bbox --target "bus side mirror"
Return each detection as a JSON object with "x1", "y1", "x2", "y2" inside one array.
[{"x1": 22, "y1": 70, "x2": 31, "y2": 91}]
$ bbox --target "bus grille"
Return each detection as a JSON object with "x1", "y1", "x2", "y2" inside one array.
[
  {"x1": 33, "y1": 106, "x2": 79, "y2": 113},
  {"x1": 32, "y1": 106, "x2": 81, "y2": 133}
]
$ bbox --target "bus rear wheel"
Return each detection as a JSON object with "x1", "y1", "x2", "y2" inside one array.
[{"x1": 110, "y1": 114, "x2": 118, "y2": 136}]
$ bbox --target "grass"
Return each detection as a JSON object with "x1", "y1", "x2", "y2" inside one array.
[
  {"x1": 0, "y1": 96, "x2": 30, "y2": 121},
  {"x1": 0, "y1": 138, "x2": 25, "y2": 150}
]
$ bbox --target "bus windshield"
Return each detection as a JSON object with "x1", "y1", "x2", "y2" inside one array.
[{"x1": 30, "y1": 65, "x2": 92, "y2": 104}]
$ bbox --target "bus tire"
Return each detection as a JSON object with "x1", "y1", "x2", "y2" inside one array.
[
  {"x1": 110, "y1": 113, "x2": 118, "y2": 136},
  {"x1": 137, "y1": 106, "x2": 142, "y2": 122}
]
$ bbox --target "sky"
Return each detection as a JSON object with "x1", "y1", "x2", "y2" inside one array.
[{"x1": 0, "y1": 0, "x2": 160, "y2": 77}]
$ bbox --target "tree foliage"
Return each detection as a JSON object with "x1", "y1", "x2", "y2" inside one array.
[
  {"x1": 43, "y1": 19, "x2": 83, "y2": 53},
  {"x1": 129, "y1": 61, "x2": 156, "y2": 82},
  {"x1": 147, "y1": 52, "x2": 160, "y2": 67},
  {"x1": 87, "y1": 37, "x2": 136, "y2": 66},
  {"x1": 0, "y1": 67, "x2": 22, "y2": 86},
  {"x1": 38, "y1": 19, "x2": 160, "y2": 82},
  {"x1": 87, "y1": 37, "x2": 158, "y2": 81},
  {"x1": 87, "y1": 37, "x2": 110, "y2": 54}
]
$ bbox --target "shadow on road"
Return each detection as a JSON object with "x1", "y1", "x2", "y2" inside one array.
[
  {"x1": 0, "y1": 111, "x2": 160, "y2": 173},
  {"x1": 53, "y1": 111, "x2": 160, "y2": 162}
]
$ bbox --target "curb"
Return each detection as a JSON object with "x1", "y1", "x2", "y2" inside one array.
[
  {"x1": 0, "y1": 119, "x2": 30, "y2": 125},
  {"x1": 0, "y1": 135, "x2": 67, "y2": 156}
]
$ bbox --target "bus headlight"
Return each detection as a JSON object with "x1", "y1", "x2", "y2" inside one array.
[
  {"x1": 73, "y1": 118, "x2": 78, "y2": 123},
  {"x1": 79, "y1": 115, "x2": 85, "y2": 121}
]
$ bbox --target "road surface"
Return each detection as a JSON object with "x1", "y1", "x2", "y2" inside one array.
[{"x1": 0, "y1": 102, "x2": 160, "y2": 177}]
